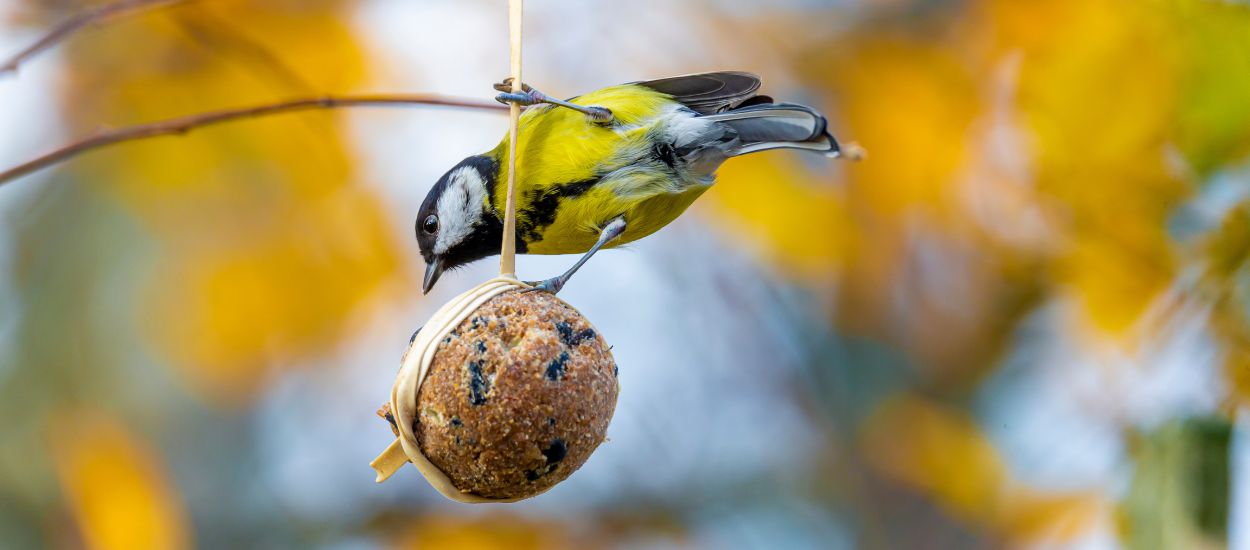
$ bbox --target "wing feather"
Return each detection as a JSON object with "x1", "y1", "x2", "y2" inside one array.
[{"x1": 635, "y1": 71, "x2": 763, "y2": 114}]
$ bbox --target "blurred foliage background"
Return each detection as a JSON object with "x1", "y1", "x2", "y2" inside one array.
[{"x1": 1, "y1": 0, "x2": 1249, "y2": 548}]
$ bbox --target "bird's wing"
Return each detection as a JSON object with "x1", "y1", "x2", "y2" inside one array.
[{"x1": 635, "y1": 71, "x2": 766, "y2": 114}]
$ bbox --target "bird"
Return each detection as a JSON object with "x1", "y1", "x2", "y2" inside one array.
[{"x1": 416, "y1": 71, "x2": 843, "y2": 294}]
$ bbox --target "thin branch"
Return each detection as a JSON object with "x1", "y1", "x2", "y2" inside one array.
[
  {"x1": 0, "y1": 94, "x2": 507, "y2": 185},
  {"x1": 1, "y1": 0, "x2": 190, "y2": 75}
]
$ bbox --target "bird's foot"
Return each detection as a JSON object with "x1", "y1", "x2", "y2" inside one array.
[
  {"x1": 493, "y1": 78, "x2": 613, "y2": 123},
  {"x1": 494, "y1": 78, "x2": 541, "y2": 106}
]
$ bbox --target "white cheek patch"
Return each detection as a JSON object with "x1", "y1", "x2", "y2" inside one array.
[{"x1": 433, "y1": 167, "x2": 487, "y2": 254}]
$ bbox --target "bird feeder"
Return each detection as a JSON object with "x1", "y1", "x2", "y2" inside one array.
[{"x1": 370, "y1": 0, "x2": 619, "y2": 502}]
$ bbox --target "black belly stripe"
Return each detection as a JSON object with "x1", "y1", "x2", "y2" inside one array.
[{"x1": 519, "y1": 177, "x2": 599, "y2": 243}]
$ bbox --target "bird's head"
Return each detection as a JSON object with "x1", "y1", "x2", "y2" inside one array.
[{"x1": 416, "y1": 155, "x2": 503, "y2": 294}]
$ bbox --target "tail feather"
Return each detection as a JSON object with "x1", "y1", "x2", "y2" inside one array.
[{"x1": 702, "y1": 103, "x2": 841, "y2": 158}]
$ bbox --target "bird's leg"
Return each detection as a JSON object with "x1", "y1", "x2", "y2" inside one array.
[
  {"x1": 524, "y1": 217, "x2": 627, "y2": 294},
  {"x1": 494, "y1": 78, "x2": 613, "y2": 123}
]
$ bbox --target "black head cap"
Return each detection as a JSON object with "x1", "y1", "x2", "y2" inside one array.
[{"x1": 416, "y1": 155, "x2": 503, "y2": 293}]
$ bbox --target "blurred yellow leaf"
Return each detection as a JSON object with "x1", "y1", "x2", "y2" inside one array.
[
  {"x1": 49, "y1": 411, "x2": 189, "y2": 550},
  {"x1": 1167, "y1": 0, "x2": 1250, "y2": 177},
  {"x1": 1000, "y1": 488, "x2": 1106, "y2": 544},
  {"x1": 48, "y1": 0, "x2": 406, "y2": 403},
  {"x1": 1060, "y1": 235, "x2": 1174, "y2": 333},
  {"x1": 862, "y1": 395, "x2": 1007, "y2": 524},
  {"x1": 1009, "y1": 0, "x2": 1183, "y2": 333},
  {"x1": 702, "y1": 153, "x2": 854, "y2": 282},
  {"x1": 1202, "y1": 203, "x2": 1250, "y2": 283},
  {"x1": 790, "y1": 36, "x2": 985, "y2": 341},
  {"x1": 1198, "y1": 204, "x2": 1250, "y2": 408},
  {"x1": 144, "y1": 186, "x2": 401, "y2": 402},
  {"x1": 390, "y1": 513, "x2": 580, "y2": 550},
  {"x1": 822, "y1": 39, "x2": 977, "y2": 218},
  {"x1": 1223, "y1": 352, "x2": 1250, "y2": 410},
  {"x1": 861, "y1": 395, "x2": 1103, "y2": 543}
]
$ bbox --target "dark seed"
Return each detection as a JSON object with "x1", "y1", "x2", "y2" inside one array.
[
  {"x1": 545, "y1": 351, "x2": 569, "y2": 381},
  {"x1": 555, "y1": 321, "x2": 596, "y2": 347},
  {"x1": 547, "y1": 417, "x2": 556, "y2": 427},
  {"x1": 450, "y1": 416, "x2": 462, "y2": 428},
  {"x1": 555, "y1": 322, "x2": 575, "y2": 345},
  {"x1": 525, "y1": 439, "x2": 568, "y2": 481},
  {"x1": 543, "y1": 439, "x2": 567, "y2": 465},
  {"x1": 477, "y1": 340, "x2": 487, "y2": 353},
  {"x1": 613, "y1": 364, "x2": 619, "y2": 377},
  {"x1": 467, "y1": 360, "x2": 490, "y2": 406}
]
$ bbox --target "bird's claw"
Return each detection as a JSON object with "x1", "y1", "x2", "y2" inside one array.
[
  {"x1": 581, "y1": 106, "x2": 614, "y2": 123},
  {"x1": 493, "y1": 78, "x2": 533, "y2": 94},
  {"x1": 521, "y1": 278, "x2": 564, "y2": 295}
]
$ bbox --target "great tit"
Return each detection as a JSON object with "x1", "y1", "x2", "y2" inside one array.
[{"x1": 417, "y1": 71, "x2": 841, "y2": 294}]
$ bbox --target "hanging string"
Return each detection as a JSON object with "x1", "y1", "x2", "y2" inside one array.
[
  {"x1": 370, "y1": 1, "x2": 529, "y2": 497},
  {"x1": 499, "y1": 0, "x2": 523, "y2": 278}
]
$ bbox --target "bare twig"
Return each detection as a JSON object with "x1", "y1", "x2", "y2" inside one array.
[
  {"x1": 1, "y1": 0, "x2": 190, "y2": 75},
  {"x1": 0, "y1": 94, "x2": 507, "y2": 185}
]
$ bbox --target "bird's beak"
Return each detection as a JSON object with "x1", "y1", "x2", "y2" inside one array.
[{"x1": 423, "y1": 258, "x2": 444, "y2": 294}]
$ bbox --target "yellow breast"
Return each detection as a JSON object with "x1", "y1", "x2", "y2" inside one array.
[{"x1": 525, "y1": 180, "x2": 711, "y2": 255}]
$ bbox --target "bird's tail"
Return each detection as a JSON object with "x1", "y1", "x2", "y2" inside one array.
[{"x1": 701, "y1": 103, "x2": 841, "y2": 158}]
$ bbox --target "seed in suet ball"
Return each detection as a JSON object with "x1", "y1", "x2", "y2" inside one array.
[{"x1": 402, "y1": 289, "x2": 618, "y2": 500}]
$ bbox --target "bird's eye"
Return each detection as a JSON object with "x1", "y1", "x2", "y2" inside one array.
[{"x1": 422, "y1": 214, "x2": 439, "y2": 235}]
